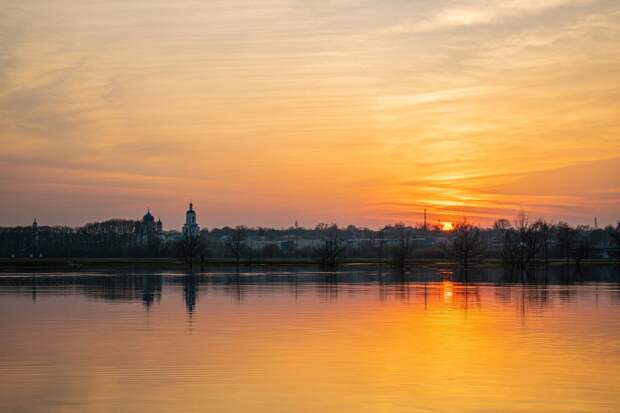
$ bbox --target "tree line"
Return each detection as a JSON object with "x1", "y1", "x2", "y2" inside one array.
[{"x1": 1, "y1": 217, "x2": 619, "y2": 272}]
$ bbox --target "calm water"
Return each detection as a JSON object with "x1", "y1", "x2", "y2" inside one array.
[{"x1": 1, "y1": 267, "x2": 620, "y2": 413}]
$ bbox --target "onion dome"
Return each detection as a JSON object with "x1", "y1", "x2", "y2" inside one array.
[{"x1": 143, "y1": 210, "x2": 155, "y2": 222}]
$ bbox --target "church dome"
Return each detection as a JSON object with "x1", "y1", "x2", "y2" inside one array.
[{"x1": 143, "y1": 210, "x2": 155, "y2": 222}]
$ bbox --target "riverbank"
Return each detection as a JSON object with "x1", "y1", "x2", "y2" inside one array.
[{"x1": 0, "y1": 257, "x2": 617, "y2": 271}]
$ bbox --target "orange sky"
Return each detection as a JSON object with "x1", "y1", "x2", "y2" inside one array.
[{"x1": 1, "y1": 0, "x2": 619, "y2": 229}]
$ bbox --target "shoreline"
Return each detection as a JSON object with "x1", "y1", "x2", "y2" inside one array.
[{"x1": 0, "y1": 257, "x2": 617, "y2": 271}]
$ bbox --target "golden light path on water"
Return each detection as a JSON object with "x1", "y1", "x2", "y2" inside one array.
[{"x1": 1, "y1": 274, "x2": 619, "y2": 413}]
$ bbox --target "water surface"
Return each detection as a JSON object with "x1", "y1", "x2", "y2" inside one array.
[{"x1": 1, "y1": 267, "x2": 619, "y2": 413}]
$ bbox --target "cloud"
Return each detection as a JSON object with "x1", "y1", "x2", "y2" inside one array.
[
  {"x1": 492, "y1": 157, "x2": 620, "y2": 196},
  {"x1": 386, "y1": 158, "x2": 620, "y2": 225},
  {"x1": 383, "y1": 0, "x2": 592, "y2": 34},
  {"x1": 375, "y1": 86, "x2": 500, "y2": 109},
  {"x1": 1, "y1": 0, "x2": 619, "y2": 227}
]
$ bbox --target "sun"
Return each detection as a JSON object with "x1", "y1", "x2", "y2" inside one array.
[{"x1": 441, "y1": 221, "x2": 454, "y2": 231}]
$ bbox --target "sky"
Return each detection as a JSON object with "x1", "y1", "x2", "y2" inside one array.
[{"x1": 1, "y1": 0, "x2": 619, "y2": 230}]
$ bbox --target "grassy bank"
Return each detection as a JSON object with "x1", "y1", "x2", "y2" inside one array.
[
  {"x1": 0, "y1": 257, "x2": 394, "y2": 271},
  {"x1": 0, "y1": 257, "x2": 617, "y2": 271}
]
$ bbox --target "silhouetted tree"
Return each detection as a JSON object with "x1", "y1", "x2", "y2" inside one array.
[
  {"x1": 493, "y1": 219, "x2": 512, "y2": 232},
  {"x1": 392, "y1": 223, "x2": 414, "y2": 272},
  {"x1": 506, "y1": 213, "x2": 549, "y2": 277},
  {"x1": 534, "y1": 219, "x2": 552, "y2": 267},
  {"x1": 556, "y1": 222, "x2": 576, "y2": 265},
  {"x1": 444, "y1": 220, "x2": 486, "y2": 275},
  {"x1": 261, "y1": 243, "x2": 281, "y2": 258},
  {"x1": 3, "y1": 215, "x2": 617, "y2": 265},
  {"x1": 177, "y1": 235, "x2": 203, "y2": 268},
  {"x1": 227, "y1": 226, "x2": 247, "y2": 272},
  {"x1": 572, "y1": 226, "x2": 593, "y2": 271},
  {"x1": 608, "y1": 222, "x2": 620, "y2": 263},
  {"x1": 500, "y1": 230, "x2": 518, "y2": 266},
  {"x1": 315, "y1": 224, "x2": 345, "y2": 268},
  {"x1": 373, "y1": 229, "x2": 386, "y2": 271}
]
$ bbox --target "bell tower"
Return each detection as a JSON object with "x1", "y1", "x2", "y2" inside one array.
[{"x1": 183, "y1": 202, "x2": 200, "y2": 237}]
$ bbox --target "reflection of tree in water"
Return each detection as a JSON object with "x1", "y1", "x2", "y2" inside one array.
[
  {"x1": 228, "y1": 274, "x2": 245, "y2": 303},
  {"x1": 316, "y1": 273, "x2": 338, "y2": 303},
  {"x1": 201, "y1": 273, "x2": 249, "y2": 303},
  {"x1": 557, "y1": 286, "x2": 578, "y2": 303},
  {"x1": 514, "y1": 284, "x2": 551, "y2": 322},
  {"x1": 54, "y1": 274, "x2": 165, "y2": 308},
  {"x1": 380, "y1": 280, "x2": 408, "y2": 304},
  {"x1": 31, "y1": 274, "x2": 37, "y2": 303},
  {"x1": 500, "y1": 263, "x2": 620, "y2": 285},
  {"x1": 68, "y1": 274, "x2": 164, "y2": 305},
  {"x1": 494, "y1": 285, "x2": 513, "y2": 304},
  {"x1": 1, "y1": 266, "x2": 618, "y2": 316},
  {"x1": 287, "y1": 274, "x2": 307, "y2": 303},
  {"x1": 612, "y1": 283, "x2": 620, "y2": 305},
  {"x1": 8, "y1": 273, "x2": 165, "y2": 311},
  {"x1": 459, "y1": 283, "x2": 481, "y2": 312},
  {"x1": 393, "y1": 279, "x2": 410, "y2": 302}
]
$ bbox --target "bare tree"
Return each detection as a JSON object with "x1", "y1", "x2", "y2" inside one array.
[
  {"x1": 608, "y1": 222, "x2": 620, "y2": 263},
  {"x1": 392, "y1": 223, "x2": 414, "y2": 273},
  {"x1": 493, "y1": 219, "x2": 511, "y2": 232},
  {"x1": 315, "y1": 224, "x2": 345, "y2": 268},
  {"x1": 556, "y1": 222, "x2": 575, "y2": 266},
  {"x1": 534, "y1": 219, "x2": 552, "y2": 267},
  {"x1": 513, "y1": 213, "x2": 544, "y2": 275},
  {"x1": 373, "y1": 229, "x2": 386, "y2": 270},
  {"x1": 572, "y1": 226, "x2": 593, "y2": 271},
  {"x1": 514, "y1": 212, "x2": 529, "y2": 232},
  {"x1": 444, "y1": 220, "x2": 486, "y2": 274},
  {"x1": 177, "y1": 234, "x2": 203, "y2": 268},
  {"x1": 227, "y1": 226, "x2": 247, "y2": 272}
]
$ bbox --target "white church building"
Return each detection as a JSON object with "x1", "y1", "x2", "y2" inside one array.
[{"x1": 182, "y1": 202, "x2": 200, "y2": 237}]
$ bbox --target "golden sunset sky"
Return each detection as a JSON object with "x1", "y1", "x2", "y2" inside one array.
[{"x1": 1, "y1": 0, "x2": 619, "y2": 229}]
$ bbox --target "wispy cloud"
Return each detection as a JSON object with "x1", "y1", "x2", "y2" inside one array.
[
  {"x1": 382, "y1": 0, "x2": 592, "y2": 34},
  {"x1": 375, "y1": 86, "x2": 500, "y2": 109},
  {"x1": 1, "y1": 0, "x2": 619, "y2": 227}
]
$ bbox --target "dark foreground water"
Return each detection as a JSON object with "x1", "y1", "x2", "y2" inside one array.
[{"x1": 1, "y1": 266, "x2": 620, "y2": 413}]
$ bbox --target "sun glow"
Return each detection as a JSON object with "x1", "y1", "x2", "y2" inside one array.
[
  {"x1": 442, "y1": 281, "x2": 454, "y2": 302},
  {"x1": 441, "y1": 222, "x2": 454, "y2": 231},
  {"x1": 1, "y1": 0, "x2": 619, "y2": 228}
]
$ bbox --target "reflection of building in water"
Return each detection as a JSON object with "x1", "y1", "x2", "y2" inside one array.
[
  {"x1": 1, "y1": 273, "x2": 618, "y2": 320},
  {"x1": 31, "y1": 218, "x2": 39, "y2": 258},
  {"x1": 142, "y1": 275, "x2": 163, "y2": 310},
  {"x1": 183, "y1": 275, "x2": 199, "y2": 315},
  {"x1": 182, "y1": 203, "x2": 200, "y2": 237},
  {"x1": 80, "y1": 274, "x2": 163, "y2": 309}
]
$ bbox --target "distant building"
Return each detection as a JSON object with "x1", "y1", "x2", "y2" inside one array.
[{"x1": 182, "y1": 202, "x2": 200, "y2": 237}]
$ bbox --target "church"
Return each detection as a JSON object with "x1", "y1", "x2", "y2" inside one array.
[
  {"x1": 135, "y1": 210, "x2": 163, "y2": 244},
  {"x1": 182, "y1": 202, "x2": 200, "y2": 237},
  {"x1": 134, "y1": 203, "x2": 200, "y2": 243}
]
